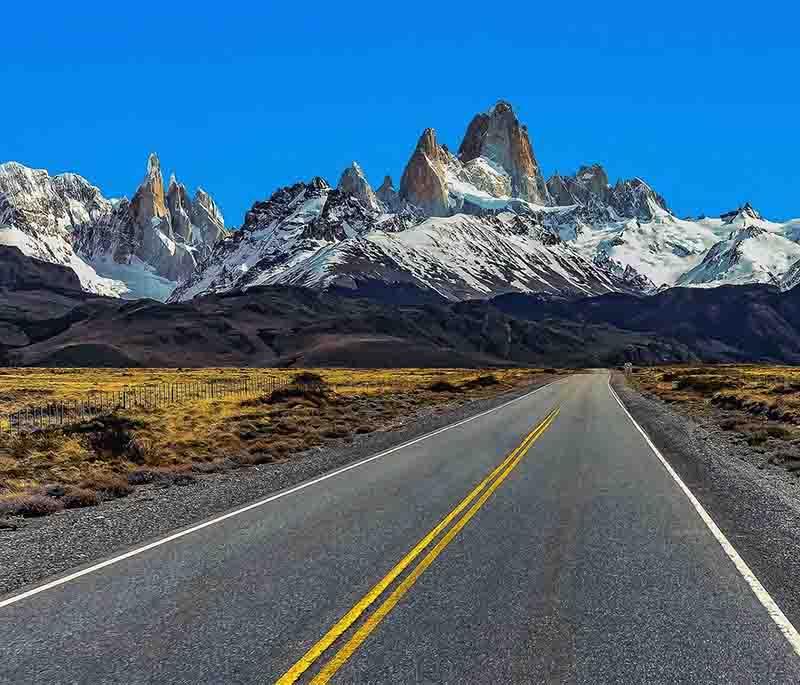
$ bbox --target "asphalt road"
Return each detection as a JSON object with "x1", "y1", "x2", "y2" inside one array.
[{"x1": 3, "y1": 373, "x2": 800, "y2": 684}]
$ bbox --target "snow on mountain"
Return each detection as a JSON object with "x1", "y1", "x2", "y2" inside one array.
[
  {"x1": 170, "y1": 174, "x2": 647, "y2": 303},
  {"x1": 0, "y1": 162, "x2": 130, "y2": 296},
  {"x1": 174, "y1": 100, "x2": 800, "y2": 303},
  {"x1": 0, "y1": 155, "x2": 226, "y2": 299},
  {"x1": 6, "y1": 100, "x2": 800, "y2": 305},
  {"x1": 541, "y1": 169, "x2": 800, "y2": 290},
  {"x1": 676, "y1": 207, "x2": 800, "y2": 288}
]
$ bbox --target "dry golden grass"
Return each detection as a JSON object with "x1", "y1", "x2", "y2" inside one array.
[
  {"x1": 0, "y1": 367, "x2": 558, "y2": 516},
  {"x1": 632, "y1": 365, "x2": 800, "y2": 419},
  {"x1": 631, "y1": 364, "x2": 800, "y2": 447},
  {"x1": 0, "y1": 367, "x2": 549, "y2": 415}
]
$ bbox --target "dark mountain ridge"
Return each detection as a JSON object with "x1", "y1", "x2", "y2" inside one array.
[{"x1": 3, "y1": 245, "x2": 800, "y2": 368}]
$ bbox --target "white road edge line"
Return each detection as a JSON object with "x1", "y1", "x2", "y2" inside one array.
[
  {"x1": 608, "y1": 375, "x2": 800, "y2": 658},
  {"x1": 0, "y1": 379, "x2": 561, "y2": 610}
]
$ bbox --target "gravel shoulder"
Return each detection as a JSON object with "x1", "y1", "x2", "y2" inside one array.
[
  {"x1": 0, "y1": 378, "x2": 554, "y2": 598},
  {"x1": 612, "y1": 373, "x2": 800, "y2": 631}
]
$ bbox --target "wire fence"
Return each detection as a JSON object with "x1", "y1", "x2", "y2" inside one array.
[{"x1": 4, "y1": 374, "x2": 292, "y2": 433}]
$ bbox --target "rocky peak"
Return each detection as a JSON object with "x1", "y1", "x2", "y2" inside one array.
[
  {"x1": 576, "y1": 164, "x2": 609, "y2": 197},
  {"x1": 547, "y1": 165, "x2": 667, "y2": 220},
  {"x1": 547, "y1": 164, "x2": 611, "y2": 207},
  {"x1": 338, "y1": 161, "x2": 381, "y2": 212},
  {"x1": 399, "y1": 128, "x2": 451, "y2": 217},
  {"x1": 608, "y1": 177, "x2": 669, "y2": 220},
  {"x1": 376, "y1": 175, "x2": 401, "y2": 211},
  {"x1": 191, "y1": 188, "x2": 226, "y2": 250},
  {"x1": 130, "y1": 152, "x2": 169, "y2": 230},
  {"x1": 721, "y1": 202, "x2": 763, "y2": 224},
  {"x1": 243, "y1": 178, "x2": 330, "y2": 232},
  {"x1": 457, "y1": 101, "x2": 550, "y2": 205},
  {"x1": 166, "y1": 174, "x2": 193, "y2": 242}
]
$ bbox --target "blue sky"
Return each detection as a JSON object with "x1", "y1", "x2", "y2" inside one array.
[{"x1": 3, "y1": 2, "x2": 798, "y2": 225}]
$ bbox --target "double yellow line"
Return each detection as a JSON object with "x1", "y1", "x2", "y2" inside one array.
[{"x1": 277, "y1": 406, "x2": 560, "y2": 684}]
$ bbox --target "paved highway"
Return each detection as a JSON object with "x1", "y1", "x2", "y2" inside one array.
[{"x1": 2, "y1": 373, "x2": 800, "y2": 683}]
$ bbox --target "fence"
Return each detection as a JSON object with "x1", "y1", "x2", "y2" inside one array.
[{"x1": 5, "y1": 374, "x2": 291, "y2": 432}]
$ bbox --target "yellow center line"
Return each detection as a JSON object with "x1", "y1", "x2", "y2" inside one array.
[
  {"x1": 276, "y1": 406, "x2": 560, "y2": 685},
  {"x1": 308, "y1": 408, "x2": 559, "y2": 684}
]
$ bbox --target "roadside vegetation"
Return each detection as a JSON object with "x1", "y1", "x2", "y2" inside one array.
[
  {"x1": 0, "y1": 367, "x2": 558, "y2": 520},
  {"x1": 630, "y1": 365, "x2": 800, "y2": 476}
]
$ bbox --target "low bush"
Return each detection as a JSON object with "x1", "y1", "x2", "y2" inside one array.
[
  {"x1": 128, "y1": 467, "x2": 196, "y2": 487},
  {"x1": 235, "y1": 452, "x2": 274, "y2": 466},
  {"x1": 0, "y1": 494, "x2": 63, "y2": 517},
  {"x1": 765, "y1": 425, "x2": 793, "y2": 441},
  {"x1": 746, "y1": 430, "x2": 769, "y2": 446},
  {"x1": 427, "y1": 380, "x2": 462, "y2": 393},
  {"x1": 293, "y1": 371, "x2": 324, "y2": 385},
  {"x1": 80, "y1": 474, "x2": 133, "y2": 499},
  {"x1": 674, "y1": 375, "x2": 735, "y2": 394},
  {"x1": 61, "y1": 486, "x2": 100, "y2": 509},
  {"x1": 263, "y1": 384, "x2": 330, "y2": 407},
  {"x1": 463, "y1": 374, "x2": 500, "y2": 389}
]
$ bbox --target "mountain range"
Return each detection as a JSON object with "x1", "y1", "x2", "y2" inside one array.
[
  {"x1": 5, "y1": 242, "x2": 800, "y2": 368},
  {"x1": 3, "y1": 100, "x2": 799, "y2": 305}
]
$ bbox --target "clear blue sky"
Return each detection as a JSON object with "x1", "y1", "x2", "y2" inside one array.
[{"x1": 3, "y1": 2, "x2": 798, "y2": 225}]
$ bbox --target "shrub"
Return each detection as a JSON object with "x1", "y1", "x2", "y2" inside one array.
[
  {"x1": 191, "y1": 459, "x2": 235, "y2": 474},
  {"x1": 128, "y1": 467, "x2": 196, "y2": 487},
  {"x1": 65, "y1": 414, "x2": 147, "y2": 458},
  {"x1": 765, "y1": 425, "x2": 793, "y2": 441},
  {"x1": 674, "y1": 375, "x2": 734, "y2": 394},
  {"x1": 61, "y1": 486, "x2": 100, "y2": 509},
  {"x1": 265, "y1": 384, "x2": 330, "y2": 407},
  {"x1": 322, "y1": 425, "x2": 349, "y2": 439},
  {"x1": 463, "y1": 374, "x2": 500, "y2": 389},
  {"x1": 427, "y1": 380, "x2": 462, "y2": 393},
  {"x1": 235, "y1": 452, "x2": 274, "y2": 466},
  {"x1": 80, "y1": 474, "x2": 133, "y2": 499},
  {"x1": 293, "y1": 371, "x2": 324, "y2": 385},
  {"x1": 0, "y1": 494, "x2": 63, "y2": 517},
  {"x1": 746, "y1": 431, "x2": 769, "y2": 446}
]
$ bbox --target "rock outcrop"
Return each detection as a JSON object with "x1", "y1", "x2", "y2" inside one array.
[
  {"x1": 399, "y1": 129, "x2": 451, "y2": 216},
  {"x1": 547, "y1": 164, "x2": 668, "y2": 220},
  {"x1": 337, "y1": 162, "x2": 381, "y2": 212},
  {"x1": 547, "y1": 164, "x2": 610, "y2": 206},
  {"x1": 608, "y1": 178, "x2": 669, "y2": 220},
  {"x1": 190, "y1": 188, "x2": 226, "y2": 253},
  {"x1": 376, "y1": 175, "x2": 400, "y2": 211},
  {"x1": 721, "y1": 202, "x2": 763, "y2": 224},
  {"x1": 458, "y1": 101, "x2": 550, "y2": 205}
]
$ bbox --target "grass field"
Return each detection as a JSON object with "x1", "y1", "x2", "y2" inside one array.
[
  {"x1": 630, "y1": 365, "x2": 800, "y2": 450},
  {"x1": 0, "y1": 367, "x2": 558, "y2": 519}
]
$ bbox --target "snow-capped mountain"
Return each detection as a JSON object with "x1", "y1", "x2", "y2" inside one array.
[
  {"x1": 171, "y1": 102, "x2": 664, "y2": 302},
  {"x1": 5, "y1": 100, "x2": 800, "y2": 304},
  {"x1": 170, "y1": 172, "x2": 647, "y2": 302},
  {"x1": 0, "y1": 155, "x2": 226, "y2": 299}
]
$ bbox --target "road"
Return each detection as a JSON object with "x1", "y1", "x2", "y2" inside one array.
[{"x1": 2, "y1": 372, "x2": 800, "y2": 683}]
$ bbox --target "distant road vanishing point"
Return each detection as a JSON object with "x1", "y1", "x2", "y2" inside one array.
[{"x1": 2, "y1": 373, "x2": 800, "y2": 684}]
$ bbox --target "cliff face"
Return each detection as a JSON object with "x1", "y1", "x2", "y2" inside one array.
[
  {"x1": 399, "y1": 128, "x2": 451, "y2": 217},
  {"x1": 337, "y1": 162, "x2": 381, "y2": 212},
  {"x1": 458, "y1": 101, "x2": 550, "y2": 205}
]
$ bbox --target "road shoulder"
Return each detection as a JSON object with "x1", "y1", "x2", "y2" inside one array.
[
  {"x1": 0, "y1": 378, "x2": 555, "y2": 598},
  {"x1": 612, "y1": 373, "x2": 800, "y2": 632}
]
